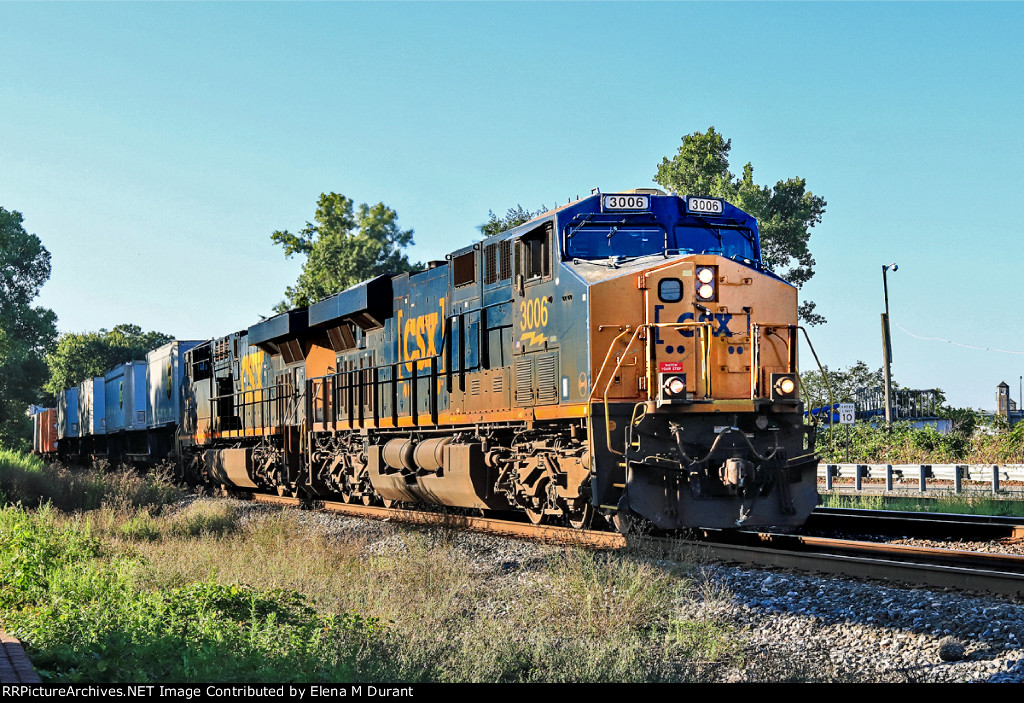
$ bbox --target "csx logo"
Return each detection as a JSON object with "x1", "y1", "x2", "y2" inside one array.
[
  {"x1": 653, "y1": 305, "x2": 737, "y2": 341},
  {"x1": 399, "y1": 298, "x2": 445, "y2": 373},
  {"x1": 240, "y1": 350, "x2": 266, "y2": 390}
]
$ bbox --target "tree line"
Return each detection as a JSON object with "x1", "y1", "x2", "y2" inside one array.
[{"x1": 0, "y1": 127, "x2": 825, "y2": 449}]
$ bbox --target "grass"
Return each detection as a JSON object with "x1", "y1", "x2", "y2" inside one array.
[
  {"x1": 0, "y1": 448, "x2": 872, "y2": 682},
  {"x1": 0, "y1": 499, "x2": 747, "y2": 683},
  {"x1": 820, "y1": 491, "x2": 1024, "y2": 517},
  {"x1": 0, "y1": 447, "x2": 184, "y2": 513}
]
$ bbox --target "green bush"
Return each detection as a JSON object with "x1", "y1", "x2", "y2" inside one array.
[
  {"x1": 0, "y1": 449, "x2": 184, "y2": 512},
  {"x1": 0, "y1": 505, "x2": 382, "y2": 683},
  {"x1": 816, "y1": 418, "x2": 1024, "y2": 465}
]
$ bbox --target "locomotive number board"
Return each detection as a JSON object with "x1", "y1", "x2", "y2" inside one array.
[
  {"x1": 602, "y1": 194, "x2": 650, "y2": 211},
  {"x1": 685, "y1": 196, "x2": 724, "y2": 215}
]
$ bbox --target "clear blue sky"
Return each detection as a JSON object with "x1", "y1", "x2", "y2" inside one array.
[{"x1": 3, "y1": 2, "x2": 1023, "y2": 411}]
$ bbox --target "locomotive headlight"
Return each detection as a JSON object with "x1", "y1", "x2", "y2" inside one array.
[
  {"x1": 695, "y1": 266, "x2": 717, "y2": 301},
  {"x1": 770, "y1": 373, "x2": 799, "y2": 402},
  {"x1": 668, "y1": 377, "x2": 686, "y2": 395}
]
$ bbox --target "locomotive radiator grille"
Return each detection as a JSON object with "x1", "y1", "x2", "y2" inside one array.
[
  {"x1": 515, "y1": 357, "x2": 532, "y2": 404},
  {"x1": 537, "y1": 354, "x2": 558, "y2": 403}
]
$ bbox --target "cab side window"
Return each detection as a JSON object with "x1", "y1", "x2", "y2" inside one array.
[{"x1": 516, "y1": 222, "x2": 552, "y2": 285}]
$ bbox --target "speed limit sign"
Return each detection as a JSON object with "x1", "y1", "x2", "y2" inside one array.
[{"x1": 838, "y1": 403, "x2": 855, "y2": 425}]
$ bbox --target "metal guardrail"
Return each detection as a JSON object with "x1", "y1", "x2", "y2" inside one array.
[{"x1": 818, "y1": 463, "x2": 1024, "y2": 494}]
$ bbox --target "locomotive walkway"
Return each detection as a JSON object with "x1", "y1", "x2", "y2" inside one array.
[{"x1": 0, "y1": 629, "x2": 40, "y2": 683}]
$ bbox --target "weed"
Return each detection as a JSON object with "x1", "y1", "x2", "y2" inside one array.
[
  {"x1": 0, "y1": 489, "x2": 839, "y2": 683},
  {"x1": 165, "y1": 501, "x2": 239, "y2": 538},
  {"x1": 0, "y1": 450, "x2": 184, "y2": 513},
  {"x1": 820, "y1": 490, "x2": 1024, "y2": 517}
]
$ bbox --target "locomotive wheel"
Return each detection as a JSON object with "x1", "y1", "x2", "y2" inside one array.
[
  {"x1": 526, "y1": 505, "x2": 546, "y2": 525},
  {"x1": 361, "y1": 493, "x2": 374, "y2": 506},
  {"x1": 568, "y1": 501, "x2": 593, "y2": 530},
  {"x1": 612, "y1": 509, "x2": 637, "y2": 534},
  {"x1": 382, "y1": 499, "x2": 397, "y2": 509}
]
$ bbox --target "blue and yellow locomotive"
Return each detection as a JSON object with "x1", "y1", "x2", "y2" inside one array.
[{"x1": 177, "y1": 189, "x2": 819, "y2": 531}]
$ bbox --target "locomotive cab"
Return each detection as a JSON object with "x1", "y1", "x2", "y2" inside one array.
[{"x1": 566, "y1": 190, "x2": 818, "y2": 529}]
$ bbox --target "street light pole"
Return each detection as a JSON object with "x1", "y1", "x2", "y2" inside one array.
[{"x1": 881, "y1": 263, "x2": 898, "y2": 424}]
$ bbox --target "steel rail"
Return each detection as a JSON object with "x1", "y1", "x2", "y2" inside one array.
[
  {"x1": 680, "y1": 531, "x2": 1024, "y2": 598},
  {"x1": 247, "y1": 493, "x2": 628, "y2": 549},
  {"x1": 807, "y1": 507, "x2": 1024, "y2": 540},
  {"x1": 242, "y1": 493, "x2": 1024, "y2": 596}
]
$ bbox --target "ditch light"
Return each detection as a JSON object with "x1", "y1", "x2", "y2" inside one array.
[
  {"x1": 658, "y1": 364, "x2": 688, "y2": 406},
  {"x1": 771, "y1": 373, "x2": 799, "y2": 402}
]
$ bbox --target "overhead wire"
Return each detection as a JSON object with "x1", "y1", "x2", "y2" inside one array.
[{"x1": 892, "y1": 321, "x2": 1024, "y2": 355}]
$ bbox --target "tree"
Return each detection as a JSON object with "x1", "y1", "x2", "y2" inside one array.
[
  {"x1": 478, "y1": 204, "x2": 548, "y2": 238},
  {"x1": 44, "y1": 324, "x2": 174, "y2": 396},
  {"x1": 271, "y1": 193, "x2": 420, "y2": 313},
  {"x1": 800, "y1": 360, "x2": 888, "y2": 410},
  {"x1": 655, "y1": 127, "x2": 827, "y2": 325},
  {"x1": 0, "y1": 207, "x2": 58, "y2": 449}
]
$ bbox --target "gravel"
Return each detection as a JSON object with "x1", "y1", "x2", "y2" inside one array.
[
  {"x1": 890, "y1": 536, "x2": 1024, "y2": 555},
  {"x1": 695, "y1": 563, "x2": 1024, "y2": 682},
  {"x1": 208, "y1": 498, "x2": 1024, "y2": 683}
]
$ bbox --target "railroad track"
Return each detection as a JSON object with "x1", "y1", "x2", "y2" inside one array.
[
  {"x1": 691, "y1": 529, "x2": 1024, "y2": 598},
  {"x1": 241, "y1": 493, "x2": 1024, "y2": 598},
  {"x1": 807, "y1": 506, "x2": 1024, "y2": 540}
]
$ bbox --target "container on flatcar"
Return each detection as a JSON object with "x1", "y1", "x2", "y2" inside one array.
[
  {"x1": 104, "y1": 361, "x2": 148, "y2": 463},
  {"x1": 29, "y1": 406, "x2": 43, "y2": 454},
  {"x1": 105, "y1": 362, "x2": 148, "y2": 434},
  {"x1": 57, "y1": 387, "x2": 79, "y2": 441},
  {"x1": 78, "y1": 377, "x2": 106, "y2": 437},
  {"x1": 30, "y1": 407, "x2": 57, "y2": 456},
  {"x1": 146, "y1": 340, "x2": 201, "y2": 429}
]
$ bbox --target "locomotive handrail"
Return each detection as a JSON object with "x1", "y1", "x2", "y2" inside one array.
[
  {"x1": 593, "y1": 321, "x2": 714, "y2": 457},
  {"x1": 795, "y1": 324, "x2": 836, "y2": 458},
  {"x1": 309, "y1": 353, "x2": 444, "y2": 429},
  {"x1": 209, "y1": 384, "x2": 281, "y2": 436},
  {"x1": 593, "y1": 320, "x2": 819, "y2": 458},
  {"x1": 588, "y1": 327, "x2": 631, "y2": 461}
]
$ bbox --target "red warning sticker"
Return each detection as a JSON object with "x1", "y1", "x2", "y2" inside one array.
[{"x1": 659, "y1": 362, "x2": 685, "y2": 373}]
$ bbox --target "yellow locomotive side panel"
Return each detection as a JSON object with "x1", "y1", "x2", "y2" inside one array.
[
  {"x1": 589, "y1": 273, "x2": 646, "y2": 402},
  {"x1": 306, "y1": 341, "x2": 336, "y2": 430}
]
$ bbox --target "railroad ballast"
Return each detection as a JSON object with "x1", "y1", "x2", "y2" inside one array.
[{"x1": 37, "y1": 189, "x2": 820, "y2": 531}]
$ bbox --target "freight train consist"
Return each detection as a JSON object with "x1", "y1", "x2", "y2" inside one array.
[
  {"x1": 35, "y1": 189, "x2": 820, "y2": 530},
  {"x1": 32, "y1": 341, "x2": 202, "y2": 465}
]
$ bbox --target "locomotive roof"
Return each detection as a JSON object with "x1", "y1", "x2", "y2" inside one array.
[{"x1": 486, "y1": 189, "x2": 760, "y2": 241}]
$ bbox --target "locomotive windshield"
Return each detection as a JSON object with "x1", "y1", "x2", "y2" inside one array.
[
  {"x1": 672, "y1": 224, "x2": 758, "y2": 262},
  {"x1": 564, "y1": 221, "x2": 759, "y2": 263},
  {"x1": 565, "y1": 224, "x2": 665, "y2": 259}
]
